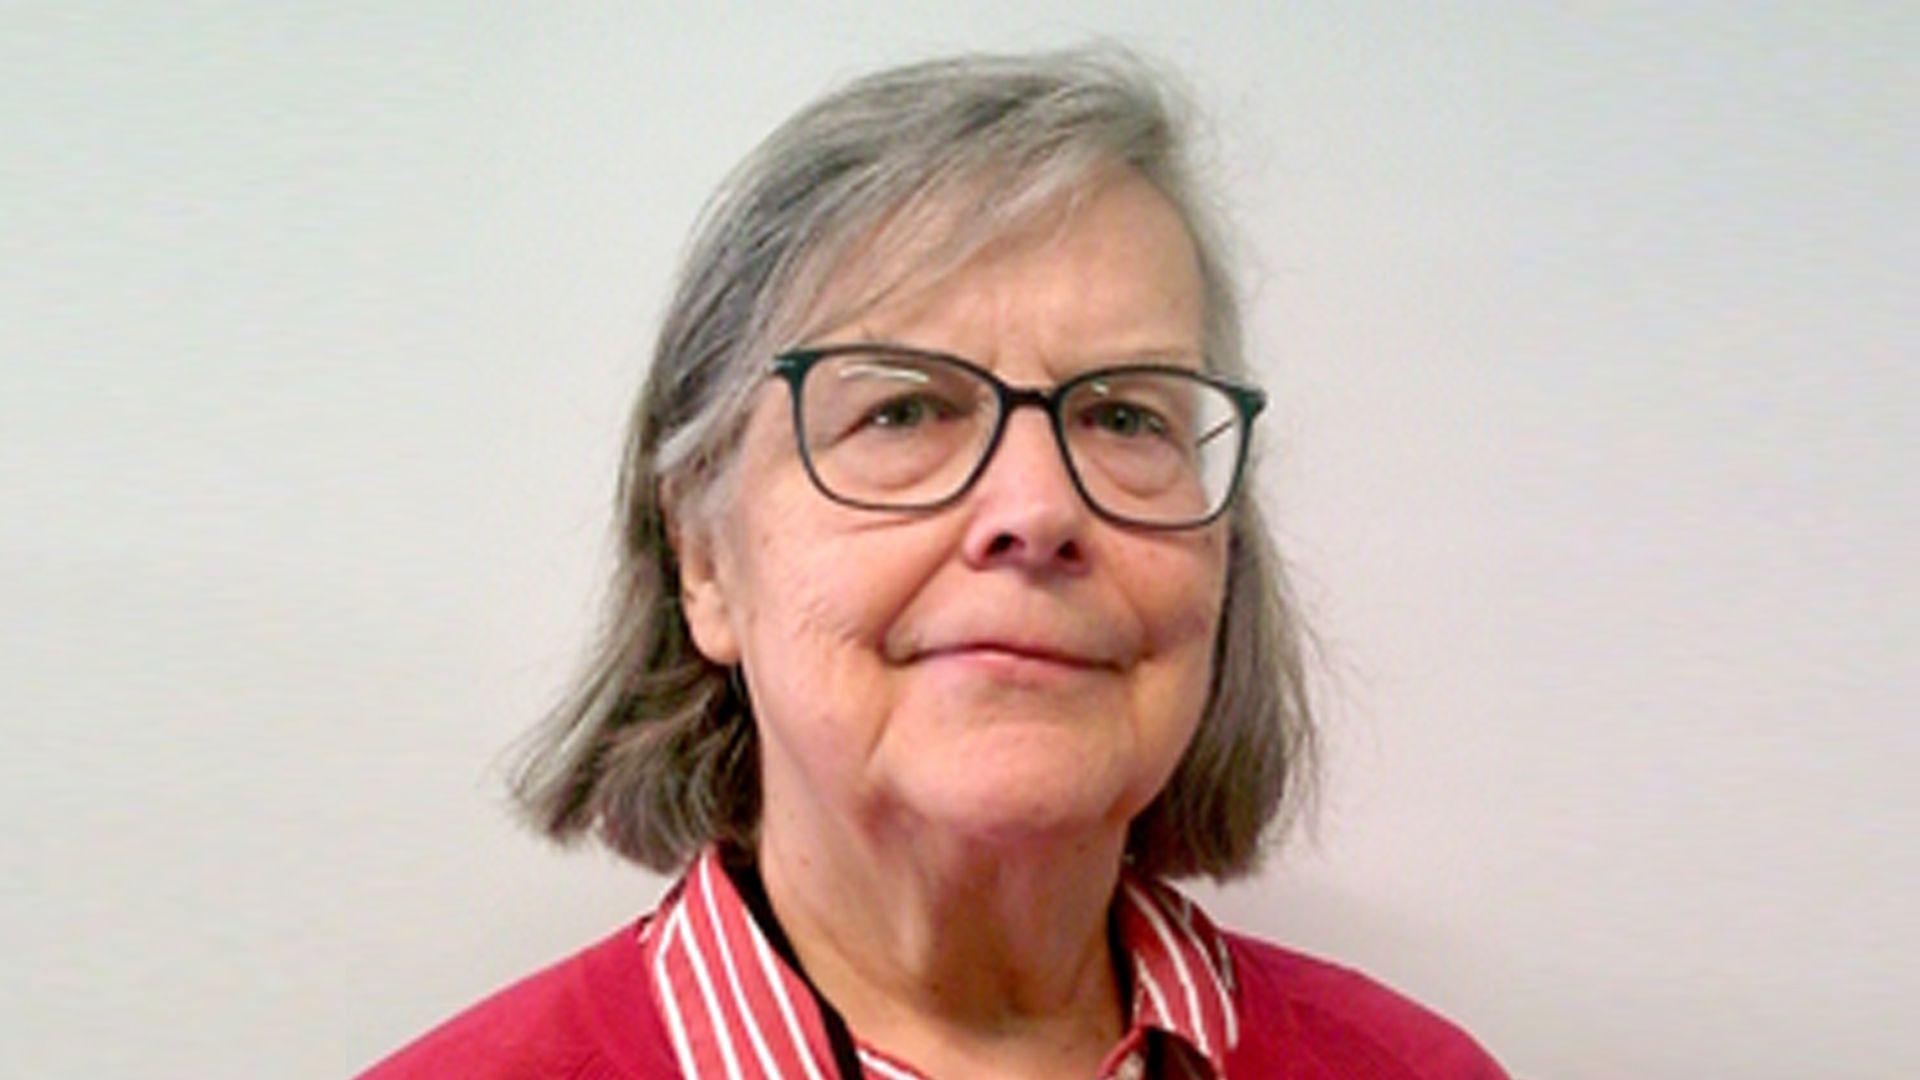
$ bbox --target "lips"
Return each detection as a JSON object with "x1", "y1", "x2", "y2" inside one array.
[
  {"x1": 891, "y1": 616, "x2": 1134, "y2": 670},
  {"x1": 921, "y1": 639, "x2": 1117, "y2": 669},
  {"x1": 886, "y1": 597, "x2": 1141, "y2": 672}
]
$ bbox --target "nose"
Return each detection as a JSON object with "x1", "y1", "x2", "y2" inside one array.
[{"x1": 959, "y1": 407, "x2": 1090, "y2": 574}]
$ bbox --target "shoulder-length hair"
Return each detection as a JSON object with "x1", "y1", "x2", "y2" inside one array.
[{"x1": 508, "y1": 48, "x2": 1317, "y2": 880}]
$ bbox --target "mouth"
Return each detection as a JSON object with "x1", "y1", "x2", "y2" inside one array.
[{"x1": 914, "y1": 640, "x2": 1118, "y2": 672}]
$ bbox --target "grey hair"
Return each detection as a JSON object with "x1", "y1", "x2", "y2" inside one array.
[{"x1": 508, "y1": 47, "x2": 1318, "y2": 880}]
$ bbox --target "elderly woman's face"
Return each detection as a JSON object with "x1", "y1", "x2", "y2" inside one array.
[{"x1": 678, "y1": 173, "x2": 1228, "y2": 849}]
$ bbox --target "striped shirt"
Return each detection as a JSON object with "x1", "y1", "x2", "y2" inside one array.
[{"x1": 643, "y1": 847, "x2": 1236, "y2": 1079}]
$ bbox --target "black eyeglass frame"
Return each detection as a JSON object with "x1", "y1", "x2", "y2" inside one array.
[{"x1": 769, "y1": 344, "x2": 1267, "y2": 531}]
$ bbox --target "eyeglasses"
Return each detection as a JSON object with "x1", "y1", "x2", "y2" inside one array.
[{"x1": 769, "y1": 344, "x2": 1265, "y2": 530}]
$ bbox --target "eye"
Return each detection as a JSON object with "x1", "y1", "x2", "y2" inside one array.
[
  {"x1": 1080, "y1": 400, "x2": 1170, "y2": 439},
  {"x1": 862, "y1": 393, "x2": 958, "y2": 431}
]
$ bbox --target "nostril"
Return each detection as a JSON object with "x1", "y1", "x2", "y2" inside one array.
[{"x1": 981, "y1": 530, "x2": 1085, "y2": 568}]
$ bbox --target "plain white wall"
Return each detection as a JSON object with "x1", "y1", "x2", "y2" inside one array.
[{"x1": 6, "y1": 4, "x2": 1913, "y2": 1077}]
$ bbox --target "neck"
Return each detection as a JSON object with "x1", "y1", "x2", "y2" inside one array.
[{"x1": 757, "y1": 812, "x2": 1130, "y2": 1077}]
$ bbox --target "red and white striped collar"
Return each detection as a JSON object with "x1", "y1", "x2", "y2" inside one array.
[{"x1": 638, "y1": 846, "x2": 1239, "y2": 1079}]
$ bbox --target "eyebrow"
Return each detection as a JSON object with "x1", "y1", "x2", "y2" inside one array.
[{"x1": 811, "y1": 338, "x2": 1206, "y2": 373}]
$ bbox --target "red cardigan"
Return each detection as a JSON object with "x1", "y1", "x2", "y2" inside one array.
[{"x1": 360, "y1": 917, "x2": 1507, "y2": 1078}]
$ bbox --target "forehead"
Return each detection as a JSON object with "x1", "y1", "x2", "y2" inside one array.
[{"x1": 793, "y1": 171, "x2": 1207, "y2": 371}]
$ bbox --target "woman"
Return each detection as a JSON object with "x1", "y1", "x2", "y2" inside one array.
[{"x1": 365, "y1": 50, "x2": 1506, "y2": 1079}]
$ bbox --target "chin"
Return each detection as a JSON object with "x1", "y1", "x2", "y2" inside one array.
[{"x1": 889, "y1": 745, "x2": 1147, "y2": 849}]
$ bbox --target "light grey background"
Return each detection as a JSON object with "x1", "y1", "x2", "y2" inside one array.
[{"x1": 5, "y1": 4, "x2": 1913, "y2": 1077}]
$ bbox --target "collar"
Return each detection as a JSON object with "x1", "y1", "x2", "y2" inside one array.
[{"x1": 638, "y1": 846, "x2": 1239, "y2": 1078}]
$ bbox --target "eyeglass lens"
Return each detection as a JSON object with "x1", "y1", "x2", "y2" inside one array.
[{"x1": 795, "y1": 350, "x2": 1245, "y2": 526}]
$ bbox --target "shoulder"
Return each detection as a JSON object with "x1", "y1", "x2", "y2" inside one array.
[
  {"x1": 1223, "y1": 931, "x2": 1510, "y2": 1080},
  {"x1": 355, "y1": 917, "x2": 677, "y2": 1080}
]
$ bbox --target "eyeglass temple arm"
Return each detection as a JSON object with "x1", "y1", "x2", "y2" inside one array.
[{"x1": 1193, "y1": 417, "x2": 1237, "y2": 449}]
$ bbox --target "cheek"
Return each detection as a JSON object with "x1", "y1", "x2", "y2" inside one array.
[
  {"x1": 735, "y1": 517, "x2": 871, "y2": 643},
  {"x1": 1137, "y1": 535, "x2": 1229, "y2": 655},
  {"x1": 731, "y1": 514, "x2": 959, "y2": 788},
  {"x1": 1131, "y1": 534, "x2": 1229, "y2": 742},
  {"x1": 726, "y1": 489, "x2": 941, "y2": 696}
]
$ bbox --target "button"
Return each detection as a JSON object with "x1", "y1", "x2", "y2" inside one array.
[{"x1": 1110, "y1": 1051, "x2": 1146, "y2": 1080}]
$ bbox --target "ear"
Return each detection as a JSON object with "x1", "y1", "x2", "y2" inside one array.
[{"x1": 669, "y1": 510, "x2": 743, "y2": 666}]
